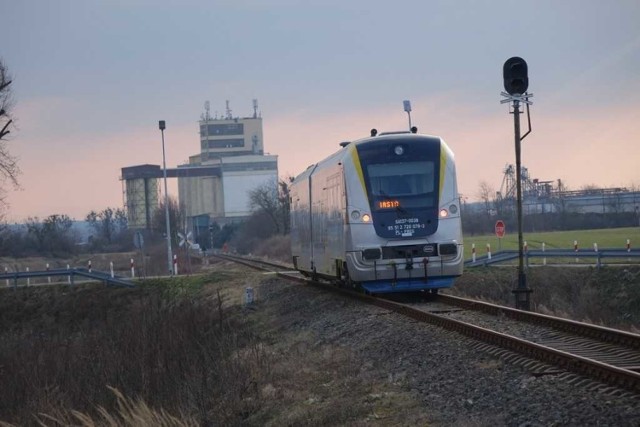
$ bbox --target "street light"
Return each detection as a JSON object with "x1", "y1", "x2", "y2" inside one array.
[{"x1": 159, "y1": 120, "x2": 173, "y2": 275}]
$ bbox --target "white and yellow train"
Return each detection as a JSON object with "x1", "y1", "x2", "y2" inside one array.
[{"x1": 290, "y1": 129, "x2": 463, "y2": 293}]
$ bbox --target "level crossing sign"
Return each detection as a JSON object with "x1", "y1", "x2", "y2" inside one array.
[{"x1": 495, "y1": 220, "x2": 506, "y2": 238}]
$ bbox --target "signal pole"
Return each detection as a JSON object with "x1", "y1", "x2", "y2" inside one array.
[{"x1": 501, "y1": 57, "x2": 533, "y2": 311}]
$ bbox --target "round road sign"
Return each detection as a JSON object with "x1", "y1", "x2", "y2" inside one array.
[{"x1": 495, "y1": 220, "x2": 506, "y2": 238}]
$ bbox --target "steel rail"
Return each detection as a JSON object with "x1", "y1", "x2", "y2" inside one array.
[
  {"x1": 214, "y1": 253, "x2": 640, "y2": 393},
  {"x1": 436, "y1": 294, "x2": 640, "y2": 349}
]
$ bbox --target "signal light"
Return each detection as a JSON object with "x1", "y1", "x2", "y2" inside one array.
[{"x1": 503, "y1": 57, "x2": 528, "y2": 95}]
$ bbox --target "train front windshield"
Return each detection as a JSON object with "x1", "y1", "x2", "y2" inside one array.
[
  {"x1": 356, "y1": 136, "x2": 441, "y2": 238},
  {"x1": 367, "y1": 161, "x2": 435, "y2": 210}
]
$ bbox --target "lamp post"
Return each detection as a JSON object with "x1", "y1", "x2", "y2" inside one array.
[{"x1": 159, "y1": 120, "x2": 173, "y2": 275}]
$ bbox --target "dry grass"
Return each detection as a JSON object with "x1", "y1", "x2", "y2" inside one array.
[
  {"x1": 244, "y1": 235, "x2": 292, "y2": 264},
  {"x1": 0, "y1": 270, "x2": 271, "y2": 425},
  {"x1": 451, "y1": 266, "x2": 640, "y2": 331},
  {"x1": 0, "y1": 260, "x2": 428, "y2": 425}
]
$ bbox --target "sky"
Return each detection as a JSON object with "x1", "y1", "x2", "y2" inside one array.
[{"x1": 1, "y1": 0, "x2": 639, "y2": 221}]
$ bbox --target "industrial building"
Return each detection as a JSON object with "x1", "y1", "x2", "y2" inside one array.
[
  {"x1": 121, "y1": 100, "x2": 279, "y2": 234},
  {"x1": 465, "y1": 164, "x2": 640, "y2": 218}
]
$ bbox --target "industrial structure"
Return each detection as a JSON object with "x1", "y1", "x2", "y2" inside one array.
[
  {"x1": 121, "y1": 100, "x2": 279, "y2": 235},
  {"x1": 495, "y1": 164, "x2": 640, "y2": 215}
]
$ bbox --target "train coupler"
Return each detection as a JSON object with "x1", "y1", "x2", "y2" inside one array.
[{"x1": 422, "y1": 257, "x2": 429, "y2": 283}]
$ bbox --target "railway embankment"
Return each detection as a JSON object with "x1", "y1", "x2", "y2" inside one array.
[{"x1": 2, "y1": 259, "x2": 639, "y2": 425}]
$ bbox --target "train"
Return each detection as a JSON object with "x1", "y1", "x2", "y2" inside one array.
[{"x1": 289, "y1": 127, "x2": 463, "y2": 293}]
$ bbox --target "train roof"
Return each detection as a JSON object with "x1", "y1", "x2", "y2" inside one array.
[{"x1": 292, "y1": 132, "x2": 452, "y2": 184}]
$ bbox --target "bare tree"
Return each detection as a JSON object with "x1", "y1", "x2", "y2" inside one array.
[
  {"x1": 25, "y1": 214, "x2": 76, "y2": 255},
  {"x1": 248, "y1": 177, "x2": 292, "y2": 235},
  {"x1": 152, "y1": 196, "x2": 183, "y2": 246},
  {"x1": 0, "y1": 59, "x2": 19, "y2": 188},
  {"x1": 477, "y1": 181, "x2": 495, "y2": 217},
  {"x1": 86, "y1": 207, "x2": 128, "y2": 245}
]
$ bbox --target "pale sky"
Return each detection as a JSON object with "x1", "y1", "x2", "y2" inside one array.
[{"x1": 2, "y1": 0, "x2": 639, "y2": 221}]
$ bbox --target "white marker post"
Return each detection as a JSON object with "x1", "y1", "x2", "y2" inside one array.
[
  {"x1": 486, "y1": 243, "x2": 492, "y2": 260},
  {"x1": 47, "y1": 263, "x2": 51, "y2": 284},
  {"x1": 542, "y1": 242, "x2": 546, "y2": 266},
  {"x1": 472, "y1": 243, "x2": 476, "y2": 263},
  {"x1": 110, "y1": 261, "x2": 115, "y2": 278},
  {"x1": 131, "y1": 258, "x2": 135, "y2": 278}
]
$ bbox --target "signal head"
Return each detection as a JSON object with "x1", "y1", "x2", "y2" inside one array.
[{"x1": 503, "y1": 57, "x2": 529, "y2": 95}]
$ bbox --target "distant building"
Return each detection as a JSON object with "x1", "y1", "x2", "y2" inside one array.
[{"x1": 121, "y1": 100, "x2": 279, "y2": 235}]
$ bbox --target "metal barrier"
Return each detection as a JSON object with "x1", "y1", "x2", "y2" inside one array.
[
  {"x1": 465, "y1": 248, "x2": 640, "y2": 268},
  {"x1": 0, "y1": 268, "x2": 135, "y2": 288}
]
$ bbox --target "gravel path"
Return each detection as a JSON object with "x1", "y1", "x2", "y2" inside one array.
[{"x1": 257, "y1": 276, "x2": 640, "y2": 426}]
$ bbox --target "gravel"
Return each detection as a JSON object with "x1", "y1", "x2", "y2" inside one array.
[{"x1": 256, "y1": 276, "x2": 640, "y2": 426}]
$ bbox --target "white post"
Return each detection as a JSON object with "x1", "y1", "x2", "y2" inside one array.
[
  {"x1": 5, "y1": 266, "x2": 8, "y2": 287},
  {"x1": 131, "y1": 258, "x2": 135, "y2": 278},
  {"x1": 173, "y1": 254, "x2": 178, "y2": 276},
  {"x1": 67, "y1": 264, "x2": 71, "y2": 284},
  {"x1": 88, "y1": 260, "x2": 92, "y2": 273},
  {"x1": 110, "y1": 261, "x2": 114, "y2": 278},
  {"x1": 574, "y1": 240, "x2": 579, "y2": 263},
  {"x1": 593, "y1": 243, "x2": 598, "y2": 252},
  {"x1": 542, "y1": 242, "x2": 546, "y2": 266},
  {"x1": 244, "y1": 286, "x2": 254, "y2": 306},
  {"x1": 486, "y1": 243, "x2": 492, "y2": 260},
  {"x1": 627, "y1": 239, "x2": 631, "y2": 252},
  {"x1": 471, "y1": 243, "x2": 476, "y2": 263},
  {"x1": 26, "y1": 267, "x2": 30, "y2": 286},
  {"x1": 47, "y1": 263, "x2": 51, "y2": 284}
]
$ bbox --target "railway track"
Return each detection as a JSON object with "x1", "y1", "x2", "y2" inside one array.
[{"x1": 214, "y1": 253, "x2": 640, "y2": 394}]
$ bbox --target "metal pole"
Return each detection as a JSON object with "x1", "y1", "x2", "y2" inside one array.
[
  {"x1": 512, "y1": 100, "x2": 531, "y2": 310},
  {"x1": 160, "y1": 122, "x2": 174, "y2": 275}
]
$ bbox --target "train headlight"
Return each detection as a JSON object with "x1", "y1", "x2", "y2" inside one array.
[
  {"x1": 394, "y1": 145, "x2": 404, "y2": 156},
  {"x1": 362, "y1": 214, "x2": 371, "y2": 223},
  {"x1": 449, "y1": 204, "x2": 458, "y2": 214},
  {"x1": 439, "y1": 208, "x2": 449, "y2": 218},
  {"x1": 351, "y1": 210, "x2": 361, "y2": 221}
]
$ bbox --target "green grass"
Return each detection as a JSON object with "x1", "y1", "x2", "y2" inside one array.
[{"x1": 463, "y1": 227, "x2": 640, "y2": 260}]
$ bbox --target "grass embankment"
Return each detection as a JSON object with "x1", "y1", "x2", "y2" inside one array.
[
  {"x1": 0, "y1": 262, "x2": 423, "y2": 426},
  {"x1": 463, "y1": 227, "x2": 640, "y2": 260},
  {"x1": 451, "y1": 266, "x2": 640, "y2": 331},
  {"x1": 0, "y1": 270, "x2": 261, "y2": 425}
]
